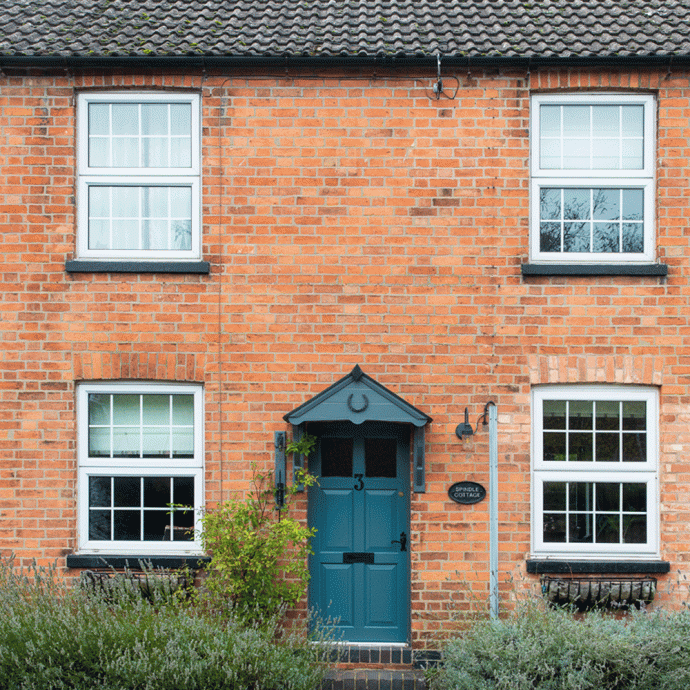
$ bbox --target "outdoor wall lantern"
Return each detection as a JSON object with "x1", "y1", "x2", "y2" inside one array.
[{"x1": 455, "y1": 407, "x2": 474, "y2": 439}]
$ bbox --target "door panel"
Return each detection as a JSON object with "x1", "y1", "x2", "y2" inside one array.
[{"x1": 309, "y1": 421, "x2": 409, "y2": 643}]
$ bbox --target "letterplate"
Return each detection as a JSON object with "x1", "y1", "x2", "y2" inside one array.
[
  {"x1": 448, "y1": 481, "x2": 486, "y2": 505},
  {"x1": 343, "y1": 552, "x2": 375, "y2": 564}
]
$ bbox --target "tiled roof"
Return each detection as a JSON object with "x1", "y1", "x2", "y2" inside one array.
[{"x1": 1, "y1": 0, "x2": 689, "y2": 60}]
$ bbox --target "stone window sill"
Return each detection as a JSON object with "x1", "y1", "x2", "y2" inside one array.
[
  {"x1": 526, "y1": 560, "x2": 670, "y2": 575},
  {"x1": 65, "y1": 260, "x2": 210, "y2": 274},
  {"x1": 521, "y1": 263, "x2": 668, "y2": 277},
  {"x1": 66, "y1": 554, "x2": 210, "y2": 569}
]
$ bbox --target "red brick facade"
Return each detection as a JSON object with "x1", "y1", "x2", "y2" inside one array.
[{"x1": 2, "y1": 65, "x2": 689, "y2": 644}]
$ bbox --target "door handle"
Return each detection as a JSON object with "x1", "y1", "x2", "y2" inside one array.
[{"x1": 391, "y1": 531, "x2": 407, "y2": 552}]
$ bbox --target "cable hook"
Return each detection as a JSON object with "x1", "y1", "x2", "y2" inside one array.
[{"x1": 433, "y1": 53, "x2": 443, "y2": 99}]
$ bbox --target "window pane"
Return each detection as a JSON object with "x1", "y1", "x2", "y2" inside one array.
[
  {"x1": 570, "y1": 513, "x2": 594, "y2": 543},
  {"x1": 142, "y1": 429, "x2": 170, "y2": 458},
  {"x1": 173, "y1": 477, "x2": 194, "y2": 507},
  {"x1": 145, "y1": 220, "x2": 169, "y2": 250},
  {"x1": 171, "y1": 137, "x2": 192, "y2": 167},
  {"x1": 113, "y1": 395, "x2": 139, "y2": 425},
  {"x1": 142, "y1": 395, "x2": 170, "y2": 425},
  {"x1": 562, "y1": 138, "x2": 589, "y2": 169},
  {"x1": 596, "y1": 433, "x2": 620, "y2": 462},
  {"x1": 89, "y1": 476, "x2": 111, "y2": 507},
  {"x1": 89, "y1": 137, "x2": 109, "y2": 167},
  {"x1": 562, "y1": 105, "x2": 590, "y2": 138},
  {"x1": 622, "y1": 433, "x2": 646, "y2": 462},
  {"x1": 540, "y1": 222, "x2": 562, "y2": 253},
  {"x1": 569, "y1": 433, "x2": 593, "y2": 462},
  {"x1": 111, "y1": 104, "x2": 138, "y2": 135},
  {"x1": 543, "y1": 400, "x2": 566, "y2": 429},
  {"x1": 622, "y1": 189, "x2": 643, "y2": 219},
  {"x1": 144, "y1": 476, "x2": 171, "y2": 508},
  {"x1": 320, "y1": 437, "x2": 353, "y2": 477},
  {"x1": 563, "y1": 189, "x2": 590, "y2": 220},
  {"x1": 596, "y1": 514, "x2": 619, "y2": 543},
  {"x1": 596, "y1": 483, "x2": 620, "y2": 511},
  {"x1": 563, "y1": 222, "x2": 590, "y2": 252},
  {"x1": 569, "y1": 482, "x2": 593, "y2": 510},
  {"x1": 622, "y1": 106, "x2": 644, "y2": 136},
  {"x1": 89, "y1": 187, "x2": 110, "y2": 217},
  {"x1": 89, "y1": 104, "x2": 110, "y2": 135},
  {"x1": 88, "y1": 394, "x2": 111, "y2": 425},
  {"x1": 88, "y1": 220, "x2": 110, "y2": 250},
  {"x1": 540, "y1": 188, "x2": 562, "y2": 220},
  {"x1": 172, "y1": 510, "x2": 194, "y2": 541},
  {"x1": 114, "y1": 511, "x2": 140, "y2": 540},
  {"x1": 142, "y1": 137, "x2": 168, "y2": 167},
  {"x1": 593, "y1": 139, "x2": 619, "y2": 169},
  {"x1": 622, "y1": 224, "x2": 644, "y2": 253},
  {"x1": 89, "y1": 510, "x2": 111, "y2": 540},
  {"x1": 112, "y1": 427, "x2": 140, "y2": 457},
  {"x1": 543, "y1": 513, "x2": 566, "y2": 542},
  {"x1": 172, "y1": 395, "x2": 194, "y2": 425},
  {"x1": 623, "y1": 516, "x2": 647, "y2": 544},
  {"x1": 365, "y1": 438, "x2": 397, "y2": 478},
  {"x1": 141, "y1": 104, "x2": 168, "y2": 135},
  {"x1": 596, "y1": 401, "x2": 620, "y2": 430},
  {"x1": 592, "y1": 190, "x2": 620, "y2": 221},
  {"x1": 89, "y1": 427, "x2": 111, "y2": 456},
  {"x1": 172, "y1": 430, "x2": 194, "y2": 458},
  {"x1": 622, "y1": 139, "x2": 644, "y2": 169},
  {"x1": 144, "y1": 511, "x2": 170, "y2": 541},
  {"x1": 114, "y1": 476, "x2": 140, "y2": 507},
  {"x1": 171, "y1": 104, "x2": 191, "y2": 135},
  {"x1": 543, "y1": 482, "x2": 566, "y2": 511},
  {"x1": 592, "y1": 106, "x2": 619, "y2": 136},
  {"x1": 569, "y1": 401, "x2": 593, "y2": 429},
  {"x1": 593, "y1": 222, "x2": 620, "y2": 253},
  {"x1": 171, "y1": 188, "x2": 192, "y2": 217},
  {"x1": 540, "y1": 105, "x2": 560, "y2": 136},
  {"x1": 623, "y1": 401, "x2": 646, "y2": 430},
  {"x1": 623, "y1": 483, "x2": 646, "y2": 512},
  {"x1": 543, "y1": 432, "x2": 566, "y2": 462},
  {"x1": 112, "y1": 137, "x2": 139, "y2": 167}
]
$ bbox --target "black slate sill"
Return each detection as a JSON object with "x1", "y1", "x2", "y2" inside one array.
[
  {"x1": 66, "y1": 554, "x2": 211, "y2": 569},
  {"x1": 527, "y1": 560, "x2": 670, "y2": 575},
  {"x1": 521, "y1": 263, "x2": 668, "y2": 276},
  {"x1": 66, "y1": 260, "x2": 210, "y2": 274}
]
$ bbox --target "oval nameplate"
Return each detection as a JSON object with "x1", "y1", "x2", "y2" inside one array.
[{"x1": 448, "y1": 481, "x2": 486, "y2": 505}]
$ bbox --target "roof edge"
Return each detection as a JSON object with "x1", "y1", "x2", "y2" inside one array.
[{"x1": 0, "y1": 53, "x2": 687, "y2": 72}]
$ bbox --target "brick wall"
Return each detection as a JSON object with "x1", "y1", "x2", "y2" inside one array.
[{"x1": 1, "y1": 66, "x2": 689, "y2": 644}]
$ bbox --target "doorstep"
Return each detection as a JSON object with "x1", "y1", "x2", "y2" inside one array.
[
  {"x1": 320, "y1": 645, "x2": 439, "y2": 690},
  {"x1": 321, "y1": 668, "x2": 426, "y2": 690}
]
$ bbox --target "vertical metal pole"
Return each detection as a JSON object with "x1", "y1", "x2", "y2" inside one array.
[{"x1": 489, "y1": 403, "x2": 499, "y2": 619}]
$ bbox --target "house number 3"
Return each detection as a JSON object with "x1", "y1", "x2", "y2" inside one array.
[{"x1": 354, "y1": 473, "x2": 364, "y2": 491}]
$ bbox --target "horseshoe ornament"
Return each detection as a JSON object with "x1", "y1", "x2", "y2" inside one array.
[{"x1": 347, "y1": 393, "x2": 369, "y2": 413}]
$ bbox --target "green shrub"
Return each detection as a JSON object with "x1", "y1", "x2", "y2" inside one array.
[
  {"x1": 0, "y1": 556, "x2": 332, "y2": 690},
  {"x1": 199, "y1": 463, "x2": 316, "y2": 623},
  {"x1": 429, "y1": 599, "x2": 690, "y2": 690}
]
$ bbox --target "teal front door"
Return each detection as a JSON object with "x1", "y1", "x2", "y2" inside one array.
[{"x1": 308, "y1": 422, "x2": 410, "y2": 643}]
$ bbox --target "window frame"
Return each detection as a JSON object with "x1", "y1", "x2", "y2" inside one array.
[
  {"x1": 530, "y1": 93, "x2": 656, "y2": 264},
  {"x1": 531, "y1": 385, "x2": 659, "y2": 559},
  {"x1": 77, "y1": 382, "x2": 204, "y2": 556},
  {"x1": 77, "y1": 92, "x2": 201, "y2": 261}
]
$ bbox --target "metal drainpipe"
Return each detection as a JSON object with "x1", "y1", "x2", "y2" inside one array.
[{"x1": 489, "y1": 402, "x2": 499, "y2": 619}]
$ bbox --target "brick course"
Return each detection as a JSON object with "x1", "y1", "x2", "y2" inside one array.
[{"x1": 1, "y1": 66, "x2": 689, "y2": 644}]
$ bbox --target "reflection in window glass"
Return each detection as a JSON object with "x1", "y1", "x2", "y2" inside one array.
[
  {"x1": 543, "y1": 481, "x2": 647, "y2": 545},
  {"x1": 539, "y1": 188, "x2": 644, "y2": 255}
]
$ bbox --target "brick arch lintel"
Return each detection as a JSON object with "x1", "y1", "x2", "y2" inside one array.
[
  {"x1": 528, "y1": 355, "x2": 664, "y2": 387},
  {"x1": 73, "y1": 352, "x2": 206, "y2": 384}
]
